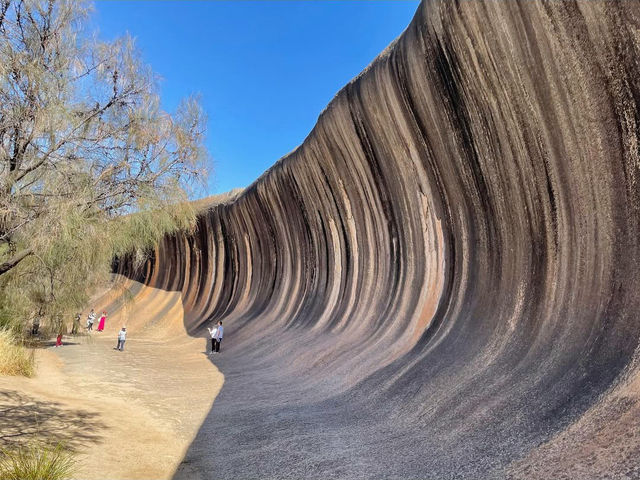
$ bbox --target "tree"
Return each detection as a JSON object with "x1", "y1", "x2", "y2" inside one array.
[{"x1": 0, "y1": 0, "x2": 209, "y2": 332}]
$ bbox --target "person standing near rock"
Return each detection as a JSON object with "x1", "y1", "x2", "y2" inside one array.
[
  {"x1": 116, "y1": 327, "x2": 126, "y2": 351},
  {"x1": 207, "y1": 323, "x2": 218, "y2": 355},
  {"x1": 71, "y1": 313, "x2": 81, "y2": 335},
  {"x1": 86, "y1": 309, "x2": 96, "y2": 331},
  {"x1": 97, "y1": 311, "x2": 107, "y2": 332},
  {"x1": 210, "y1": 321, "x2": 223, "y2": 354}
]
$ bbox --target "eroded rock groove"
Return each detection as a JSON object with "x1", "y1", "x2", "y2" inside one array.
[{"x1": 118, "y1": 1, "x2": 640, "y2": 478}]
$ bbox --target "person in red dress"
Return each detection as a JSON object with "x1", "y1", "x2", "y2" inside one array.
[{"x1": 97, "y1": 311, "x2": 107, "y2": 332}]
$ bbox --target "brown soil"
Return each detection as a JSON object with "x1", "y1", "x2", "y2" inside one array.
[{"x1": 0, "y1": 280, "x2": 222, "y2": 480}]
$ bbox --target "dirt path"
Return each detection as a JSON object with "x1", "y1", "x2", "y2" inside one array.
[{"x1": 0, "y1": 280, "x2": 223, "y2": 480}]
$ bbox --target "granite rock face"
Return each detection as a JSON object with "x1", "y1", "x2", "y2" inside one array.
[{"x1": 119, "y1": 1, "x2": 640, "y2": 478}]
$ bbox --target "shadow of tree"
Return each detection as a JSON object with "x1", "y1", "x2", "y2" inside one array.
[
  {"x1": 22, "y1": 337, "x2": 85, "y2": 349},
  {"x1": 36, "y1": 341, "x2": 82, "y2": 348},
  {"x1": 0, "y1": 390, "x2": 105, "y2": 451}
]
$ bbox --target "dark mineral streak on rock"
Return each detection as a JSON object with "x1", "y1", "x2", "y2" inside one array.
[{"x1": 117, "y1": 1, "x2": 640, "y2": 478}]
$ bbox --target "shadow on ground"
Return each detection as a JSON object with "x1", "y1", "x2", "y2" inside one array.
[{"x1": 0, "y1": 390, "x2": 105, "y2": 450}]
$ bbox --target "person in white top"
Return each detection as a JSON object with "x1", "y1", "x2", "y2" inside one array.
[
  {"x1": 207, "y1": 324, "x2": 218, "y2": 355},
  {"x1": 208, "y1": 321, "x2": 224, "y2": 354},
  {"x1": 116, "y1": 327, "x2": 126, "y2": 351}
]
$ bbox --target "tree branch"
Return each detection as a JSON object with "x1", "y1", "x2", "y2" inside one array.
[{"x1": 0, "y1": 247, "x2": 32, "y2": 276}]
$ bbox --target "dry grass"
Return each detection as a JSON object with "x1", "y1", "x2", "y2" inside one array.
[
  {"x1": 0, "y1": 329, "x2": 35, "y2": 377},
  {"x1": 0, "y1": 443, "x2": 76, "y2": 480}
]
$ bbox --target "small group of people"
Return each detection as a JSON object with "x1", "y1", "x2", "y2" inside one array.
[
  {"x1": 23, "y1": 302, "x2": 128, "y2": 351},
  {"x1": 86, "y1": 309, "x2": 107, "y2": 332},
  {"x1": 85, "y1": 308, "x2": 126, "y2": 351},
  {"x1": 48, "y1": 307, "x2": 227, "y2": 356},
  {"x1": 53, "y1": 308, "x2": 126, "y2": 351},
  {"x1": 207, "y1": 321, "x2": 224, "y2": 354}
]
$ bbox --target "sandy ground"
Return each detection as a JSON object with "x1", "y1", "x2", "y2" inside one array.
[{"x1": 0, "y1": 280, "x2": 223, "y2": 480}]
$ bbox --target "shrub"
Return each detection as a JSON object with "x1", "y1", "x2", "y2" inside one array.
[
  {"x1": 0, "y1": 443, "x2": 75, "y2": 480},
  {"x1": 0, "y1": 329, "x2": 35, "y2": 377}
]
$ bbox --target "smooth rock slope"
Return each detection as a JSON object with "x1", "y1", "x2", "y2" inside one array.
[{"x1": 118, "y1": 1, "x2": 640, "y2": 478}]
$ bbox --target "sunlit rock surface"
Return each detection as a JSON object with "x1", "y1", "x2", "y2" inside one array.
[{"x1": 118, "y1": 1, "x2": 640, "y2": 478}]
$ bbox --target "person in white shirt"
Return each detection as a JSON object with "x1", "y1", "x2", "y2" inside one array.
[
  {"x1": 208, "y1": 321, "x2": 224, "y2": 354},
  {"x1": 116, "y1": 327, "x2": 126, "y2": 351},
  {"x1": 86, "y1": 309, "x2": 96, "y2": 331},
  {"x1": 207, "y1": 324, "x2": 218, "y2": 355}
]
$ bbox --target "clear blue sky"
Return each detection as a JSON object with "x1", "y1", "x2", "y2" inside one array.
[{"x1": 93, "y1": 1, "x2": 420, "y2": 196}]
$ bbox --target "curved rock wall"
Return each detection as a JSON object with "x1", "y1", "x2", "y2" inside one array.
[{"x1": 120, "y1": 1, "x2": 640, "y2": 477}]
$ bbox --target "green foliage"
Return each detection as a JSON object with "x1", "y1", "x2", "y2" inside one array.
[
  {"x1": 0, "y1": 443, "x2": 75, "y2": 480},
  {"x1": 0, "y1": 0, "x2": 209, "y2": 336},
  {"x1": 0, "y1": 329, "x2": 35, "y2": 376},
  {"x1": 0, "y1": 198, "x2": 199, "y2": 336}
]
